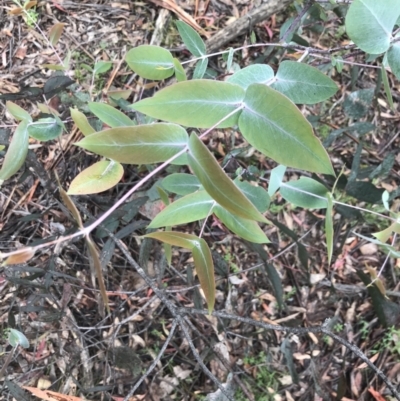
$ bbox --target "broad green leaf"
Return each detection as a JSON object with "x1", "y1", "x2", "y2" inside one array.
[
  {"x1": 271, "y1": 61, "x2": 338, "y2": 104},
  {"x1": 345, "y1": 0, "x2": 400, "y2": 54},
  {"x1": 75, "y1": 123, "x2": 188, "y2": 164},
  {"x1": 234, "y1": 179, "x2": 270, "y2": 213},
  {"x1": 280, "y1": 177, "x2": 329, "y2": 209},
  {"x1": 125, "y1": 45, "x2": 174, "y2": 80},
  {"x1": 187, "y1": 133, "x2": 268, "y2": 222},
  {"x1": 6, "y1": 101, "x2": 32, "y2": 122},
  {"x1": 239, "y1": 84, "x2": 334, "y2": 175},
  {"x1": 193, "y1": 58, "x2": 208, "y2": 79},
  {"x1": 227, "y1": 64, "x2": 274, "y2": 89},
  {"x1": 192, "y1": 239, "x2": 215, "y2": 312},
  {"x1": 325, "y1": 193, "x2": 334, "y2": 265},
  {"x1": 173, "y1": 58, "x2": 187, "y2": 81},
  {"x1": 8, "y1": 329, "x2": 29, "y2": 348},
  {"x1": 387, "y1": 40, "x2": 400, "y2": 80},
  {"x1": 214, "y1": 205, "x2": 269, "y2": 244},
  {"x1": 131, "y1": 80, "x2": 245, "y2": 128},
  {"x1": 0, "y1": 120, "x2": 29, "y2": 184},
  {"x1": 176, "y1": 20, "x2": 206, "y2": 56},
  {"x1": 144, "y1": 230, "x2": 200, "y2": 250},
  {"x1": 67, "y1": 160, "x2": 124, "y2": 195},
  {"x1": 70, "y1": 108, "x2": 96, "y2": 136},
  {"x1": 162, "y1": 173, "x2": 201, "y2": 195},
  {"x1": 149, "y1": 190, "x2": 215, "y2": 228},
  {"x1": 27, "y1": 117, "x2": 63, "y2": 141},
  {"x1": 381, "y1": 65, "x2": 394, "y2": 110},
  {"x1": 268, "y1": 165, "x2": 286, "y2": 196},
  {"x1": 94, "y1": 61, "x2": 113, "y2": 75},
  {"x1": 48, "y1": 22, "x2": 65, "y2": 46},
  {"x1": 88, "y1": 102, "x2": 135, "y2": 128}
]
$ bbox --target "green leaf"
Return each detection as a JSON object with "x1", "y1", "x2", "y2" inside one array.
[
  {"x1": 144, "y1": 230, "x2": 200, "y2": 249},
  {"x1": 227, "y1": 64, "x2": 274, "y2": 90},
  {"x1": 75, "y1": 123, "x2": 188, "y2": 164},
  {"x1": 214, "y1": 205, "x2": 269, "y2": 244},
  {"x1": 27, "y1": 117, "x2": 63, "y2": 141},
  {"x1": 239, "y1": 84, "x2": 334, "y2": 175},
  {"x1": 226, "y1": 47, "x2": 234, "y2": 72},
  {"x1": 8, "y1": 328, "x2": 29, "y2": 348},
  {"x1": 67, "y1": 160, "x2": 124, "y2": 195},
  {"x1": 268, "y1": 165, "x2": 286, "y2": 196},
  {"x1": 162, "y1": 173, "x2": 201, "y2": 195},
  {"x1": 280, "y1": 177, "x2": 329, "y2": 209},
  {"x1": 187, "y1": 134, "x2": 268, "y2": 222},
  {"x1": 48, "y1": 22, "x2": 65, "y2": 47},
  {"x1": 70, "y1": 108, "x2": 96, "y2": 136},
  {"x1": 343, "y1": 88, "x2": 374, "y2": 119},
  {"x1": 6, "y1": 101, "x2": 32, "y2": 122},
  {"x1": 173, "y1": 58, "x2": 187, "y2": 82},
  {"x1": 88, "y1": 102, "x2": 135, "y2": 128},
  {"x1": 271, "y1": 61, "x2": 338, "y2": 104},
  {"x1": 125, "y1": 45, "x2": 175, "y2": 80},
  {"x1": 234, "y1": 179, "x2": 270, "y2": 213},
  {"x1": 381, "y1": 65, "x2": 394, "y2": 110},
  {"x1": 131, "y1": 80, "x2": 245, "y2": 128},
  {"x1": 0, "y1": 120, "x2": 29, "y2": 184},
  {"x1": 387, "y1": 40, "x2": 400, "y2": 80},
  {"x1": 192, "y1": 239, "x2": 215, "y2": 313},
  {"x1": 94, "y1": 61, "x2": 113, "y2": 75},
  {"x1": 372, "y1": 218, "x2": 400, "y2": 242},
  {"x1": 325, "y1": 193, "x2": 334, "y2": 265},
  {"x1": 193, "y1": 58, "x2": 208, "y2": 79},
  {"x1": 345, "y1": 0, "x2": 400, "y2": 54},
  {"x1": 148, "y1": 190, "x2": 214, "y2": 228},
  {"x1": 176, "y1": 20, "x2": 206, "y2": 56}
]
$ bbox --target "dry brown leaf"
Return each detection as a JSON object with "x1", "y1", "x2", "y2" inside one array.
[
  {"x1": 23, "y1": 387, "x2": 88, "y2": 401},
  {"x1": 2, "y1": 248, "x2": 35, "y2": 265}
]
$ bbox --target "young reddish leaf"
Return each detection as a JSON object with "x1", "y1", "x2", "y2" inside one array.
[
  {"x1": 187, "y1": 133, "x2": 268, "y2": 223},
  {"x1": 75, "y1": 124, "x2": 188, "y2": 164},
  {"x1": 70, "y1": 108, "x2": 96, "y2": 136},
  {"x1": 2, "y1": 248, "x2": 35, "y2": 266},
  {"x1": 23, "y1": 387, "x2": 86, "y2": 401},
  {"x1": 0, "y1": 120, "x2": 29, "y2": 185},
  {"x1": 6, "y1": 101, "x2": 32, "y2": 122},
  {"x1": 48, "y1": 22, "x2": 65, "y2": 46},
  {"x1": 67, "y1": 161, "x2": 124, "y2": 195}
]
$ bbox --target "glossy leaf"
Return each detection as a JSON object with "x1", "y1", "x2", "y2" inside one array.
[
  {"x1": 325, "y1": 193, "x2": 334, "y2": 265},
  {"x1": 271, "y1": 61, "x2": 338, "y2": 104},
  {"x1": 280, "y1": 177, "x2": 329, "y2": 209},
  {"x1": 214, "y1": 205, "x2": 269, "y2": 244},
  {"x1": 187, "y1": 133, "x2": 268, "y2": 222},
  {"x1": 75, "y1": 123, "x2": 188, "y2": 164},
  {"x1": 48, "y1": 22, "x2": 65, "y2": 46},
  {"x1": 125, "y1": 45, "x2": 174, "y2": 80},
  {"x1": 192, "y1": 239, "x2": 215, "y2": 312},
  {"x1": 6, "y1": 101, "x2": 32, "y2": 122},
  {"x1": 234, "y1": 179, "x2": 270, "y2": 213},
  {"x1": 239, "y1": 84, "x2": 334, "y2": 175},
  {"x1": 387, "y1": 40, "x2": 400, "y2": 80},
  {"x1": 70, "y1": 108, "x2": 96, "y2": 136},
  {"x1": 162, "y1": 173, "x2": 201, "y2": 195},
  {"x1": 68, "y1": 160, "x2": 124, "y2": 195},
  {"x1": 0, "y1": 120, "x2": 29, "y2": 184},
  {"x1": 88, "y1": 102, "x2": 135, "y2": 128},
  {"x1": 268, "y1": 165, "x2": 286, "y2": 196},
  {"x1": 227, "y1": 64, "x2": 274, "y2": 89},
  {"x1": 173, "y1": 58, "x2": 187, "y2": 81},
  {"x1": 27, "y1": 117, "x2": 63, "y2": 141},
  {"x1": 345, "y1": 0, "x2": 400, "y2": 54},
  {"x1": 149, "y1": 190, "x2": 215, "y2": 228},
  {"x1": 131, "y1": 80, "x2": 244, "y2": 128},
  {"x1": 176, "y1": 20, "x2": 206, "y2": 56},
  {"x1": 193, "y1": 58, "x2": 208, "y2": 79}
]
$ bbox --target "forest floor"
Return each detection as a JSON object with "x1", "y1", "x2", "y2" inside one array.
[{"x1": 1, "y1": 1, "x2": 400, "y2": 401}]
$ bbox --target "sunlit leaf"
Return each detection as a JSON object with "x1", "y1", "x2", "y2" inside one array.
[
  {"x1": 68, "y1": 160, "x2": 124, "y2": 195},
  {"x1": 27, "y1": 117, "x2": 63, "y2": 141},
  {"x1": 6, "y1": 101, "x2": 32, "y2": 122},
  {"x1": 0, "y1": 120, "x2": 29, "y2": 184},
  {"x1": 125, "y1": 45, "x2": 174, "y2": 80},
  {"x1": 345, "y1": 0, "x2": 400, "y2": 54},
  {"x1": 176, "y1": 20, "x2": 206, "y2": 56},
  {"x1": 149, "y1": 190, "x2": 214, "y2": 228},
  {"x1": 162, "y1": 173, "x2": 201, "y2": 195},
  {"x1": 75, "y1": 123, "x2": 188, "y2": 164},
  {"x1": 271, "y1": 61, "x2": 338, "y2": 104},
  {"x1": 187, "y1": 133, "x2": 268, "y2": 222},
  {"x1": 88, "y1": 102, "x2": 135, "y2": 128},
  {"x1": 239, "y1": 84, "x2": 334, "y2": 175},
  {"x1": 48, "y1": 22, "x2": 65, "y2": 46},
  {"x1": 227, "y1": 64, "x2": 274, "y2": 89},
  {"x1": 214, "y1": 205, "x2": 269, "y2": 244},
  {"x1": 280, "y1": 177, "x2": 329, "y2": 209},
  {"x1": 131, "y1": 80, "x2": 244, "y2": 128},
  {"x1": 70, "y1": 108, "x2": 96, "y2": 136}
]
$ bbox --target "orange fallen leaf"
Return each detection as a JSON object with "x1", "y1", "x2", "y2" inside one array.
[
  {"x1": 23, "y1": 387, "x2": 89, "y2": 401},
  {"x1": 368, "y1": 387, "x2": 388, "y2": 401}
]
